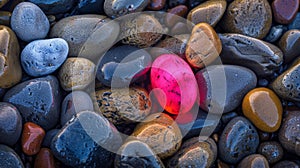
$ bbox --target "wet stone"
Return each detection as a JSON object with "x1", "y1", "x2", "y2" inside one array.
[
  {"x1": 165, "y1": 5, "x2": 188, "y2": 27},
  {"x1": 21, "y1": 122, "x2": 45, "y2": 156},
  {"x1": 258, "y1": 141, "x2": 284, "y2": 164},
  {"x1": 288, "y1": 13, "x2": 300, "y2": 30},
  {"x1": 272, "y1": 0, "x2": 299, "y2": 24},
  {"x1": 264, "y1": 25, "x2": 287, "y2": 43},
  {"x1": 77, "y1": 0, "x2": 105, "y2": 14},
  {"x1": 34, "y1": 148, "x2": 55, "y2": 168},
  {"x1": 278, "y1": 29, "x2": 300, "y2": 63},
  {"x1": 148, "y1": 0, "x2": 166, "y2": 10},
  {"x1": 104, "y1": 0, "x2": 149, "y2": 18},
  {"x1": 0, "y1": 144, "x2": 24, "y2": 168},
  {"x1": 42, "y1": 129, "x2": 59, "y2": 148},
  {"x1": 188, "y1": 0, "x2": 206, "y2": 8},
  {"x1": 28, "y1": 0, "x2": 75, "y2": 15},
  {"x1": 237, "y1": 154, "x2": 269, "y2": 168}
]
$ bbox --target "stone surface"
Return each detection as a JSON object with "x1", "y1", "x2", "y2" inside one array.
[
  {"x1": 132, "y1": 113, "x2": 182, "y2": 159},
  {"x1": 77, "y1": 0, "x2": 105, "y2": 14},
  {"x1": 58, "y1": 58, "x2": 95, "y2": 91},
  {"x1": 104, "y1": 0, "x2": 148, "y2": 18},
  {"x1": 219, "y1": 33, "x2": 283, "y2": 77},
  {"x1": 278, "y1": 29, "x2": 300, "y2": 63},
  {"x1": 185, "y1": 23, "x2": 222, "y2": 69},
  {"x1": 28, "y1": 0, "x2": 75, "y2": 14},
  {"x1": 273, "y1": 161, "x2": 300, "y2": 168},
  {"x1": 272, "y1": 0, "x2": 299, "y2": 24},
  {"x1": 165, "y1": 5, "x2": 188, "y2": 27},
  {"x1": 237, "y1": 154, "x2": 269, "y2": 168},
  {"x1": 3, "y1": 75, "x2": 61, "y2": 130},
  {"x1": 11, "y1": 2, "x2": 50, "y2": 42},
  {"x1": 0, "y1": 102, "x2": 22, "y2": 146},
  {"x1": 0, "y1": 11, "x2": 11, "y2": 26},
  {"x1": 95, "y1": 87, "x2": 151, "y2": 125},
  {"x1": 258, "y1": 141, "x2": 284, "y2": 164},
  {"x1": 187, "y1": 0, "x2": 227, "y2": 27},
  {"x1": 42, "y1": 129, "x2": 59, "y2": 148},
  {"x1": 221, "y1": 0, "x2": 272, "y2": 39},
  {"x1": 34, "y1": 148, "x2": 55, "y2": 168},
  {"x1": 219, "y1": 116, "x2": 259, "y2": 164},
  {"x1": 288, "y1": 12, "x2": 300, "y2": 30},
  {"x1": 0, "y1": 144, "x2": 24, "y2": 168},
  {"x1": 242, "y1": 87, "x2": 283, "y2": 132},
  {"x1": 0, "y1": 25, "x2": 22, "y2": 88},
  {"x1": 264, "y1": 25, "x2": 287, "y2": 43},
  {"x1": 21, "y1": 122, "x2": 45, "y2": 156},
  {"x1": 21, "y1": 38, "x2": 69, "y2": 77},
  {"x1": 148, "y1": 0, "x2": 166, "y2": 10}
]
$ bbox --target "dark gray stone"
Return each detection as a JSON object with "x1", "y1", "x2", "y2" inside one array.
[
  {"x1": 42, "y1": 128, "x2": 60, "y2": 148},
  {"x1": 28, "y1": 0, "x2": 75, "y2": 14},
  {"x1": 0, "y1": 144, "x2": 24, "y2": 168}
]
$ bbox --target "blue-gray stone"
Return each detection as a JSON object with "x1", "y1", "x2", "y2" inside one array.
[{"x1": 0, "y1": 144, "x2": 24, "y2": 168}]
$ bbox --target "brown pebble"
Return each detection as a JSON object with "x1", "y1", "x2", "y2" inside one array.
[
  {"x1": 34, "y1": 148, "x2": 55, "y2": 168},
  {"x1": 165, "y1": 5, "x2": 188, "y2": 27},
  {"x1": 22, "y1": 122, "x2": 45, "y2": 156},
  {"x1": 147, "y1": 0, "x2": 166, "y2": 10},
  {"x1": 272, "y1": 0, "x2": 299, "y2": 24}
]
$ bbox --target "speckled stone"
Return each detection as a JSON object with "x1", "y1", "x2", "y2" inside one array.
[
  {"x1": 264, "y1": 25, "x2": 287, "y2": 43},
  {"x1": 221, "y1": 0, "x2": 272, "y2": 39},
  {"x1": 219, "y1": 33, "x2": 283, "y2": 77},
  {"x1": 278, "y1": 30, "x2": 300, "y2": 63},
  {"x1": 272, "y1": 0, "x2": 299, "y2": 24},
  {"x1": 237, "y1": 154, "x2": 269, "y2": 168},
  {"x1": 0, "y1": 144, "x2": 24, "y2": 168},
  {"x1": 21, "y1": 122, "x2": 45, "y2": 156},
  {"x1": 28, "y1": 0, "x2": 75, "y2": 14},
  {"x1": 258, "y1": 141, "x2": 284, "y2": 164},
  {"x1": 104, "y1": 0, "x2": 148, "y2": 18}
]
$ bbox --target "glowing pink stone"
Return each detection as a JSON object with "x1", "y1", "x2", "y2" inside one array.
[{"x1": 150, "y1": 54, "x2": 198, "y2": 114}]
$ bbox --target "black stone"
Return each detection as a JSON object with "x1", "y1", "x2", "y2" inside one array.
[
  {"x1": 28, "y1": 0, "x2": 76, "y2": 15},
  {"x1": 77, "y1": 0, "x2": 105, "y2": 14}
]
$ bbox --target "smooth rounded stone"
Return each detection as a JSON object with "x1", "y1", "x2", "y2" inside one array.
[
  {"x1": 166, "y1": 137, "x2": 217, "y2": 168},
  {"x1": 273, "y1": 161, "x2": 300, "y2": 168},
  {"x1": 51, "y1": 111, "x2": 123, "y2": 167},
  {"x1": 120, "y1": 14, "x2": 164, "y2": 48},
  {"x1": 264, "y1": 25, "x2": 287, "y2": 43},
  {"x1": 21, "y1": 38, "x2": 69, "y2": 77},
  {"x1": 186, "y1": 23, "x2": 222, "y2": 69},
  {"x1": 0, "y1": 144, "x2": 24, "y2": 168},
  {"x1": 95, "y1": 87, "x2": 151, "y2": 125},
  {"x1": 278, "y1": 110, "x2": 300, "y2": 156},
  {"x1": 169, "y1": 0, "x2": 186, "y2": 8},
  {"x1": 242, "y1": 88, "x2": 283, "y2": 132},
  {"x1": 288, "y1": 13, "x2": 300, "y2": 30},
  {"x1": 219, "y1": 116, "x2": 259, "y2": 164},
  {"x1": 148, "y1": 0, "x2": 166, "y2": 10},
  {"x1": 165, "y1": 5, "x2": 188, "y2": 27},
  {"x1": 237, "y1": 154, "x2": 269, "y2": 168},
  {"x1": 195, "y1": 65, "x2": 257, "y2": 113},
  {"x1": 0, "y1": 102, "x2": 22, "y2": 146},
  {"x1": 77, "y1": 0, "x2": 105, "y2": 14},
  {"x1": 50, "y1": 15, "x2": 119, "y2": 61},
  {"x1": 58, "y1": 58, "x2": 95, "y2": 91},
  {"x1": 132, "y1": 113, "x2": 182, "y2": 159},
  {"x1": 272, "y1": 0, "x2": 299, "y2": 24},
  {"x1": 11, "y1": 2, "x2": 50, "y2": 42},
  {"x1": 270, "y1": 58, "x2": 300, "y2": 101},
  {"x1": 258, "y1": 141, "x2": 283, "y2": 164},
  {"x1": 221, "y1": 0, "x2": 272, "y2": 39},
  {"x1": 34, "y1": 148, "x2": 55, "y2": 168},
  {"x1": 42, "y1": 129, "x2": 59, "y2": 148},
  {"x1": 219, "y1": 33, "x2": 283, "y2": 77},
  {"x1": 170, "y1": 22, "x2": 190, "y2": 35},
  {"x1": 0, "y1": 25, "x2": 22, "y2": 88},
  {"x1": 96, "y1": 45, "x2": 152, "y2": 88},
  {"x1": 61, "y1": 91, "x2": 93, "y2": 126},
  {"x1": 278, "y1": 30, "x2": 300, "y2": 63},
  {"x1": 0, "y1": 11, "x2": 11, "y2": 26},
  {"x1": 187, "y1": 0, "x2": 227, "y2": 27},
  {"x1": 151, "y1": 54, "x2": 198, "y2": 114},
  {"x1": 114, "y1": 140, "x2": 165, "y2": 168},
  {"x1": 104, "y1": 0, "x2": 148, "y2": 18},
  {"x1": 0, "y1": 0, "x2": 9, "y2": 7},
  {"x1": 3, "y1": 75, "x2": 61, "y2": 130},
  {"x1": 22, "y1": 122, "x2": 45, "y2": 156},
  {"x1": 28, "y1": 0, "x2": 75, "y2": 14}
]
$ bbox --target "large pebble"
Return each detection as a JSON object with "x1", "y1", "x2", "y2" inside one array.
[
  {"x1": 0, "y1": 144, "x2": 24, "y2": 168},
  {"x1": 272, "y1": 0, "x2": 299, "y2": 24},
  {"x1": 196, "y1": 65, "x2": 257, "y2": 113},
  {"x1": 3, "y1": 75, "x2": 61, "y2": 130},
  {"x1": 21, "y1": 38, "x2": 68, "y2": 77},
  {"x1": 219, "y1": 33, "x2": 283, "y2": 77},
  {"x1": 151, "y1": 54, "x2": 198, "y2": 114},
  {"x1": 0, "y1": 25, "x2": 22, "y2": 88},
  {"x1": 51, "y1": 111, "x2": 122, "y2": 167},
  {"x1": 242, "y1": 88, "x2": 283, "y2": 132},
  {"x1": 0, "y1": 102, "x2": 22, "y2": 146},
  {"x1": 185, "y1": 23, "x2": 222, "y2": 69},
  {"x1": 278, "y1": 30, "x2": 300, "y2": 63},
  {"x1": 28, "y1": 0, "x2": 75, "y2": 14},
  {"x1": 258, "y1": 141, "x2": 284, "y2": 164},
  {"x1": 50, "y1": 15, "x2": 119, "y2": 61},
  {"x1": 219, "y1": 116, "x2": 259, "y2": 164},
  {"x1": 166, "y1": 137, "x2": 217, "y2": 168},
  {"x1": 11, "y1": 2, "x2": 50, "y2": 42},
  {"x1": 104, "y1": 0, "x2": 148, "y2": 18},
  {"x1": 221, "y1": 0, "x2": 272, "y2": 39},
  {"x1": 237, "y1": 154, "x2": 269, "y2": 168},
  {"x1": 22, "y1": 122, "x2": 45, "y2": 156},
  {"x1": 34, "y1": 148, "x2": 56, "y2": 168},
  {"x1": 132, "y1": 113, "x2": 182, "y2": 159},
  {"x1": 115, "y1": 140, "x2": 165, "y2": 168}
]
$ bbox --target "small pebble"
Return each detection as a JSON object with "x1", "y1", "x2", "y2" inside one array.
[
  {"x1": 21, "y1": 122, "x2": 45, "y2": 156},
  {"x1": 237, "y1": 154, "x2": 269, "y2": 168},
  {"x1": 272, "y1": 0, "x2": 299, "y2": 24},
  {"x1": 278, "y1": 29, "x2": 300, "y2": 63},
  {"x1": 0, "y1": 144, "x2": 24, "y2": 168},
  {"x1": 148, "y1": 0, "x2": 166, "y2": 10},
  {"x1": 34, "y1": 148, "x2": 55, "y2": 168},
  {"x1": 165, "y1": 5, "x2": 188, "y2": 27},
  {"x1": 258, "y1": 141, "x2": 284, "y2": 164}
]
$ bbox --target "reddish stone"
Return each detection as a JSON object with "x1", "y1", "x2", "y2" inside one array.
[
  {"x1": 272, "y1": 0, "x2": 299, "y2": 24},
  {"x1": 22, "y1": 122, "x2": 45, "y2": 156},
  {"x1": 34, "y1": 148, "x2": 55, "y2": 168},
  {"x1": 165, "y1": 5, "x2": 188, "y2": 27},
  {"x1": 147, "y1": 0, "x2": 166, "y2": 10}
]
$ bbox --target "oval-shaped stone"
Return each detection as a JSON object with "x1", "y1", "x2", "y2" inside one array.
[
  {"x1": 115, "y1": 140, "x2": 164, "y2": 168},
  {"x1": 242, "y1": 88, "x2": 283, "y2": 132},
  {"x1": 187, "y1": 0, "x2": 226, "y2": 27},
  {"x1": 0, "y1": 102, "x2": 22, "y2": 146},
  {"x1": 22, "y1": 122, "x2": 45, "y2": 156},
  {"x1": 219, "y1": 33, "x2": 283, "y2": 77},
  {"x1": 132, "y1": 113, "x2": 182, "y2": 159},
  {"x1": 34, "y1": 148, "x2": 55, "y2": 168},
  {"x1": 272, "y1": 0, "x2": 299, "y2": 24},
  {"x1": 50, "y1": 15, "x2": 119, "y2": 61},
  {"x1": 237, "y1": 154, "x2": 269, "y2": 168},
  {"x1": 21, "y1": 38, "x2": 69, "y2": 77},
  {"x1": 0, "y1": 144, "x2": 24, "y2": 168},
  {"x1": 273, "y1": 161, "x2": 300, "y2": 168},
  {"x1": 258, "y1": 141, "x2": 284, "y2": 164},
  {"x1": 58, "y1": 58, "x2": 95, "y2": 91},
  {"x1": 151, "y1": 54, "x2": 198, "y2": 114},
  {"x1": 196, "y1": 65, "x2": 257, "y2": 113},
  {"x1": 278, "y1": 30, "x2": 300, "y2": 63},
  {"x1": 186, "y1": 23, "x2": 222, "y2": 69},
  {"x1": 219, "y1": 116, "x2": 259, "y2": 164},
  {"x1": 28, "y1": 0, "x2": 75, "y2": 15},
  {"x1": 3, "y1": 75, "x2": 61, "y2": 130},
  {"x1": 221, "y1": 0, "x2": 272, "y2": 39},
  {"x1": 165, "y1": 5, "x2": 188, "y2": 27},
  {"x1": 95, "y1": 87, "x2": 151, "y2": 125},
  {"x1": 11, "y1": 2, "x2": 50, "y2": 42},
  {"x1": 166, "y1": 137, "x2": 217, "y2": 168},
  {"x1": 77, "y1": 0, "x2": 105, "y2": 14},
  {"x1": 61, "y1": 91, "x2": 94, "y2": 126},
  {"x1": 0, "y1": 25, "x2": 22, "y2": 88},
  {"x1": 51, "y1": 111, "x2": 122, "y2": 167},
  {"x1": 104, "y1": 0, "x2": 148, "y2": 18},
  {"x1": 278, "y1": 110, "x2": 300, "y2": 156}
]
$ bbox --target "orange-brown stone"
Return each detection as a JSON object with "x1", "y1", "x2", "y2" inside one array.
[
  {"x1": 34, "y1": 148, "x2": 55, "y2": 168},
  {"x1": 22, "y1": 122, "x2": 45, "y2": 155}
]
